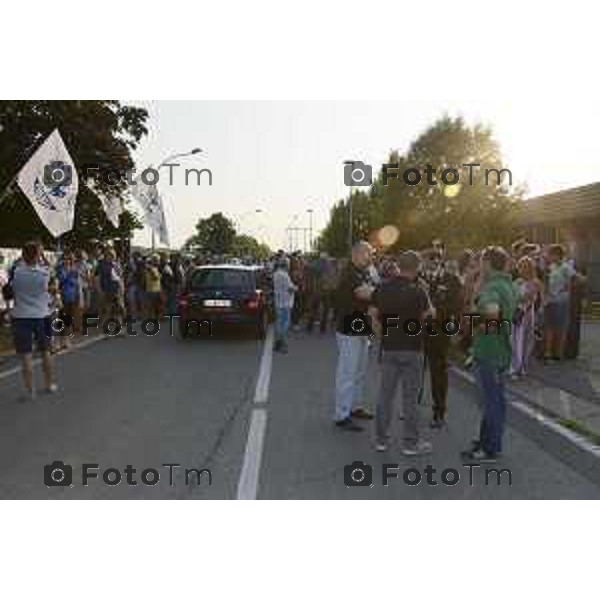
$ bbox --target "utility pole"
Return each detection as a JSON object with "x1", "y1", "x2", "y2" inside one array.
[
  {"x1": 307, "y1": 208, "x2": 314, "y2": 252},
  {"x1": 344, "y1": 160, "x2": 356, "y2": 256},
  {"x1": 287, "y1": 227, "x2": 310, "y2": 253},
  {"x1": 348, "y1": 188, "x2": 353, "y2": 255}
]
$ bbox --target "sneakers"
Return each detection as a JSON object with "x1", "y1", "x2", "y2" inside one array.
[
  {"x1": 44, "y1": 383, "x2": 59, "y2": 394},
  {"x1": 374, "y1": 441, "x2": 387, "y2": 452},
  {"x1": 402, "y1": 441, "x2": 432, "y2": 456},
  {"x1": 460, "y1": 448, "x2": 498, "y2": 463},
  {"x1": 429, "y1": 417, "x2": 446, "y2": 429},
  {"x1": 335, "y1": 417, "x2": 364, "y2": 432},
  {"x1": 274, "y1": 340, "x2": 288, "y2": 353},
  {"x1": 351, "y1": 407, "x2": 374, "y2": 420}
]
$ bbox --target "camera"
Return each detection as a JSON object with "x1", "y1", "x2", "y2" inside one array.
[
  {"x1": 344, "y1": 160, "x2": 372, "y2": 187},
  {"x1": 344, "y1": 461, "x2": 373, "y2": 487},
  {"x1": 43, "y1": 160, "x2": 73, "y2": 188},
  {"x1": 342, "y1": 311, "x2": 373, "y2": 336},
  {"x1": 44, "y1": 460, "x2": 73, "y2": 487}
]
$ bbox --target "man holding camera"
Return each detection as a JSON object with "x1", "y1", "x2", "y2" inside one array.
[
  {"x1": 369, "y1": 251, "x2": 433, "y2": 454},
  {"x1": 420, "y1": 244, "x2": 463, "y2": 428},
  {"x1": 333, "y1": 241, "x2": 377, "y2": 432}
]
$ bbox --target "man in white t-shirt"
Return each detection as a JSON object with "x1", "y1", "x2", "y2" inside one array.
[{"x1": 273, "y1": 257, "x2": 297, "y2": 353}]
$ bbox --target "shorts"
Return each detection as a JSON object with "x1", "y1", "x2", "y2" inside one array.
[
  {"x1": 62, "y1": 301, "x2": 82, "y2": 333},
  {"x1": 12, "y1": 317, "x2": 52, "y2": 354},
  {"x1": 545, "y1": 301, "x2": 569, "y2": 332}
]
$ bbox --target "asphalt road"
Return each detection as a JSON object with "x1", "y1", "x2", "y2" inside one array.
[{"x1": 0, "y1": 325, "x2": 599, "y2": 499}]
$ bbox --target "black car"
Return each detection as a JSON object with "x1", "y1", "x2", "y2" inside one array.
[{"x1": 176, "y1": 265, "x2": 272, "y2": 339}]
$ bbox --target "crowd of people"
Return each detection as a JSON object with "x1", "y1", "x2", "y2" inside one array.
[
  {"x1": 0, "y1": 242, "x2": 197, "y2": 401},
  {"x1": 305, "y1": 238, "x2": 585, "y2": 465},
  {"x1": 1, "y1": 236, "x2": 587, "y2": 464}
]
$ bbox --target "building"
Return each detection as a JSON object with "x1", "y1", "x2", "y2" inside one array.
[{"x1": 518, "y1": 182, "x2": 600, "y2": 300}]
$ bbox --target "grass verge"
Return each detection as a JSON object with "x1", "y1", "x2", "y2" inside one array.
[{"x1": 559, "y1": 418, "x2": 600, "y2": 447}]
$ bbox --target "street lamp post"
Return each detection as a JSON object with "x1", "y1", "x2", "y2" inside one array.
[
  {"x1": 307, "y1": 208, "x2": 314, "y2": 252},
  {"x1": 234, "y1": 208, "x2": 263, "y2": 235},
  {"x1": 148, "y1": 147, "x2": 203, "y2": 251},
  {"x1": 344, "y1": 161, "x2": 355, "y2": 255}
]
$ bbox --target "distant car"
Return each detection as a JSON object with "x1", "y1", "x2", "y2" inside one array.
[{"x1": 177, "y1": 265, "x2": 272, "y2": 339}]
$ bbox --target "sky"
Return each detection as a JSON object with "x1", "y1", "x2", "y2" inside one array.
[{"x1": 128, "y1": 99, "x2": 600, "y2": 251}]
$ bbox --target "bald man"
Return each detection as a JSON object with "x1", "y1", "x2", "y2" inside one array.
[{"x1": 333, "y1": 241, "x2": 377, "y2": 431}]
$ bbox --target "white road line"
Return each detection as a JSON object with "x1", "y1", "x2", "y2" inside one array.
[
  {"x1": 451, "y1": 365, "x2": 600, "y2": 458},
  {"x1": 511, "y1": 399, "x2": 600, "y2": 457},
  {"x1": 0, "y1": 334, "x2": 108, "y2": 381},
  {"x1": 254, "y1": 326, "x2": 274, "y2": 404},
  {"x1": 236, "y1": 325, "x2": 274, "y2": 500},
  {"x1": 236, "y1": 408, "x2": 268, "y2": 500}
]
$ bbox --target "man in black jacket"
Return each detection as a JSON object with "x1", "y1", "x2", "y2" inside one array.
[{"x1": 333, "y1": 242, "x2": 377, "y2": 431}]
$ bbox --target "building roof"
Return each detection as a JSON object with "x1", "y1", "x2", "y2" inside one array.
[{"x1": 519, "y1": 182, "x2": 600, "y2": 225}]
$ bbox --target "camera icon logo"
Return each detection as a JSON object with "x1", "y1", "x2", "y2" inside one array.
[
  {"x1": 344, "y1": 160, "x2": 373, "y2": 187},
  {"x1": 47, "y1": 315, "x2": 74, "y2": 339},
  {"x1": 343, "y1": 311, "x2": 373, "y2": 337},
  {"x1": 344, "y1": 461, "x2": 373, "y2": 487},
  {"x1": 43, "y1": 160, "x2": 73, "y2": 188},
  {"x1": 44, "y1": 460, "x2": 74, "y2": 487}
]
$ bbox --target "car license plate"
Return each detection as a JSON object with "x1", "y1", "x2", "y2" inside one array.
[{"x1": 203, "y1": 299, "x2": 232, "y2": 308}]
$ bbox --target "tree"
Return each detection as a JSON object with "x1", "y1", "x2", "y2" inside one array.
[
  {"x1": 231, "y1": 234, "x2": 271, "y2": 260},
  {"x1": 183, "y1": 212, "x2": 272, "y2": 259},
  {"x1": 318, "y1": 116, "x2": 522, "y2": 255},
  {"x1": 184, "y1": 212, "x2": 237, "y2": 255},
  {"x1": 0, "y1": 101, "x2": 148, "y2": 248}
]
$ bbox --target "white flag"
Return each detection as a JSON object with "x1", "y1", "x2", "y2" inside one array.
[
  {"x1": 16, "y1": 129, "x2": 79, "y2": 238},
  {"x1": 130, "y1": 176, "x2": 169, "y2": 246},
  {"x1": 89, "y1": 184, "x2": 123, "y2": 228}
]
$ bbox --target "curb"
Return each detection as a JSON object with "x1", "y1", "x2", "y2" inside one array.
[{"x1": 450, "y1": 366, "x2": 600, "y2": 488}]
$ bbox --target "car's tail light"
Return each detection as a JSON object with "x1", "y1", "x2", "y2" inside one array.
[
  {"x1": 246, "y1": 290, "x2": 262, "y2": 310},
  {"x1": 178, "y1": 292, "x2": 190, "y2": 308}
]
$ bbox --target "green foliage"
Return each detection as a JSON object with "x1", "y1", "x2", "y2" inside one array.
[
  {"x1": 318, "y1": 116, "x2": 523, "y2": 257},
  {"x1": 183, "y1": 212, "x2": 237, "y2": 255},
  {"x1": 183, "y1": 212, "x2": 271, "y2": 259},
  {"x1": 0, "y1": 100, "x2": 148, "y2": 247},
  {"x1": 231, "y1": 233, "x2": 272, "y2": 260}
]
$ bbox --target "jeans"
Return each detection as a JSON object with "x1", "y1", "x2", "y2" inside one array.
[
  {"x1": 475, "y1": 359, "x2": 507, "y2": 455},
  {"x1": 166, "y1": 290, "x2": 177, "y2": 316},
  {"x1": 275, "y1": 306, "x2": 291, "y2": 343},
  {"x1": 376, "y1": 350, "x2": 423, "y2": 446},
  {"x1": 334, "y1": 333, "x2": 369, "y2": 421},
  {"x1": 306, "y1": 292, "x2": 333, "y2": 332}
]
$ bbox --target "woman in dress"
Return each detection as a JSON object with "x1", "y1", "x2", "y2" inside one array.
[{"x1": 511, "y1": 256, "x2": 543, "y2": 376}]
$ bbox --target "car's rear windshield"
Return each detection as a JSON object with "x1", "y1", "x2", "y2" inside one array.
[{"x1": 189, "y1": 269, "x2": 255, "y2": 290}]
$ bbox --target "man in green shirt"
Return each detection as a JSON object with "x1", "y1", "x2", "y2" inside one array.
[{"x1": 462, "y1": 246, "x2": 517, "y2": 463}]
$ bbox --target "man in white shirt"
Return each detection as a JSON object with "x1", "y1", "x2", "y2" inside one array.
[{"x1": 273, "y1": 257, "x2": 297, "y2": 353}]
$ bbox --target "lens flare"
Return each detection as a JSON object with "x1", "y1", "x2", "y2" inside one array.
[
  {"x1": 443, "y1": 183, "x2": 462, "y2": 198},
  {"x1": 377, "y1": 225, "x2": 400, "y2": 247}
]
